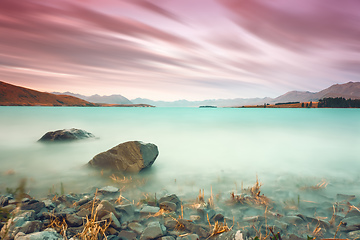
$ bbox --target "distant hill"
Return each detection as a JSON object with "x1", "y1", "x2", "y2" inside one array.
[
  {"x1": 131, "y1": 97, "x2": 273, "y2": 107},
  {"x1": 0, "y1": 81, "x2": 96, "y2": 106},
  {"x1": 52, "y1": 92, "x2": 132, "y2": 105},
  {"x1": 272, "y1": 82, "x2": 360, "y2": 104}
]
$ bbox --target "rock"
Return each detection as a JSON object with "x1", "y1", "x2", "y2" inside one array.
[
  {"x1": 337, "y1": 194, "x2": 356, "y2": 202},
  {"x1": 164, "y1": 218, "x2": 177, "y2": 229},
  {"x1": 14, "y1": 220, "x2": 42, "y2": 235},
  {"x1": 160, "y1": 236, "x2": 175, "y2": 240},
  {"x1": 346, "y1": 209, "x2": 360, "y2": 218},
  {"x1": 140, "y1": 206, "x2": 160, "y2": 217},
  {"x1": 20, "y1": 201, "x2": 45, "y2": 214},
  {"x1": 108, "y1": 235, "x2": 121, "y2": 240},
  {"x1": 0, "y1": 196, "x2": 10, "y2": 207},
  {"x1": 116, "y1": 204, "x2": 135, "y2": 216},
  {"x1": 176, "y1": 234, "x2": 199, "y2": 240},
  {"x1": 159, "y1": 201, "x2": 177, "y2": 212},
  {"x1": 190, "y1": 215, "x2": 201, "y2": 222},
  {"x1": 88, "y1": 141, "x2": 158, "y2": 173},
  {"x1": 14, "y1": 228, "x2": 63, "y2": 240},
  {"x1": 158, "y1": 195, "x2": 181, "y2": 209},
  {"x1": 103, "y1": 212, "x2": 121, "y2": 229},
  {"x1": 273, "y1": 220, "x2": 288, "y2": 231},
  {"x1": 95, "y1": 200, "x2": 120, "y2": 220},
  {"x1": 128, "y1": 222, "x2": 145, "y2": 235},
  {"x1": 282, "y1": 216, "x2": 305, "y2": 225},
  {"x1": 76, "y1": 208, "x2": 91, "y2": 218},
  {"x1": 0, "y1": 210, "x2": 37, "y2": 239},
  {"x1": 348, "y1": 230, "x2": 360, "y2": 239},
  {"x1": 118, "y1": 230, "x2": 137, "y2": 240},
  {"x1": 99, "y1": 186, "x2": 120, "y2": 194},
  {"x1": 66, "y1": 214, "x2": 83, "y2": 227},
  {"x1": 208, "y1": 230, "x2": 245, "y2": 240},
  {"x1": 39, "y1": 128, "x2": 95, "y2": 141},
  {"x1": 140, "y1": 222, "x2": 166, "y2": 240},
  {"x1": 341, "y1": 216, "x2": 360, "y2": 231},
  {"x1": 212, "y1": 214, "x2": 224, "y2": 222}
]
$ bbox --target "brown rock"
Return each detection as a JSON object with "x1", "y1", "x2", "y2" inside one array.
[{"x1": 88, "y1": 141, "x2": 159, "y2": 173}]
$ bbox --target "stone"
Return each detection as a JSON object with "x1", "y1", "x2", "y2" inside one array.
[
  {"x1": 160, "y1": 236, "x2": 175, "y2": 240},
  {"x1": 140, "y1": 206, "x2": 160, "y2": 217},
  {"x1": 14, "y1": 221, "x2": 42, "y2": 235},
  {"x1": 14, "y1": 228, "x2": 63, "y2": 240},
  {"x1": 99, "y1": 186, "x2": 120, "y2": 194},
  {"x1": 0, "y1": 196, "x2": 10, "y2": 207},
  {"x1": 95, "y1": 200, "x2": 120, "y2": 220},
  {"x1": 158, "y1": 194, "x2": 181, "y2": 209},
  {"x1": 176, "y1": 234, "x2": 199, "y2": 240},
  {"x1": 128, "y1": 222, "x2": 145, "y2": 234},
  {"x1": 348, "y1": 230, "x2": 360, "y2": 239},
  {"x1": 337, "y1": 194, "x2": 356, "y2": 202},
  {"x1": 208, "y1": 230, "x2": 245, "y2": 240},
  {"x1": 212, "y1": 214, "x2": 224, "y2": 222},
  {"x1": 39, "y1": 128, "x2": 95, "y2": 141},
  {"x1": 103, "y1": 212, "x2": 121, "y2": 229},
  {"x1": 341, "y1": 216, "x2": 360, "y2": 231},
  {"x1": 66, "y1": 214, "x2": 83, "y2": 227},
  {"x1": 76, "y1": 208, "x2": 91, "y2": 218},
  {"x1": 164, "y1": 218, "x2": 177, "y2": 229},
  {"x1": 189, "y1": 215, "x2": 201, "y2": 222},
  {"x1": 88, "y1": 141, "x2": 159, "y2": 173},
  {"x1": 346, "y1": 209, "x2": 360, "y2": 218},
  {"x1": 116, "y1": 204, "x2": 135, "y2": 216},
  {"x1": 118, "y1": 230, "x2": 137, "y2": 240},
  {"x1": 282, "y1": 216, "x2": 305, "y2": 225},
  {"x1": 273, "y1": 220, "x2": 288, "y2": 231},
  {"x1": 159, "y1": 201, "x2": 177, "y2": 212},
  {"x1": 108, "y1": 235, "x2": 121, "y2": 240},
  {"x1": 140, "y1": 222, "x2": 166, "y2": 240},
  {"x1": 20, "y1": 201, "x2": 45, "y2": 214}
]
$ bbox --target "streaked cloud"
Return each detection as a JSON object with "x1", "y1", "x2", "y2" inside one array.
[{"x1": 0, "y1": 0, "x2": 359, "y2": 100}]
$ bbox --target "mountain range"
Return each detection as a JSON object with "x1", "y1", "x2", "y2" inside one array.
[
  {"x1": 0, "y1": 81, "x2": 96, "y2": 106},
  {"x1": 1, "y1": 81, "x2": 360, "y2": 107}
]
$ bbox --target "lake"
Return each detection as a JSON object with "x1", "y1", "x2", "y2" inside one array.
[{"x1": 0, "y1": 106, "x2": 359, "y2": 205}]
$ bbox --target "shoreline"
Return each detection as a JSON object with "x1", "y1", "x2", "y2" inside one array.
[{"x1": 1, "y1": 177, "x2": 358, "y2": 240}]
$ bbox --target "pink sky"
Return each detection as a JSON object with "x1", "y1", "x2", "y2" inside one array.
[{"x1": 0, "y1": 0, "x2": 359, "y2": 100}]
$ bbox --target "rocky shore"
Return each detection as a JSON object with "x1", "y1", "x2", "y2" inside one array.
[{"x1": 1, "y1": 180, "x2": 359, "y2": 240}]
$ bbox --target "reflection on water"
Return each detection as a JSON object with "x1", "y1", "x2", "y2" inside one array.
[{"x1": 0, "y1": 107, "x2": 359, "y2": 204}]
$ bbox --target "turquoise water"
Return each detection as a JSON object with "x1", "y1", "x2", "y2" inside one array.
[{"x1": 0, "y1": 107, "x2": 359, "y2": 203}]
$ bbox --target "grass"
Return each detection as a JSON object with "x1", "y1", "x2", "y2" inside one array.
[
  {"x1": 300, "y1": 179, "x2": 328, "y2": 191},
  {"x1": 230, "y1": 176, "x2": 271, "y2": 206}
]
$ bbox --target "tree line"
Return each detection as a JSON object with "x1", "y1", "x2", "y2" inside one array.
[{"x1": 318, "y1": 97, "x2": 360, "y2": 108}]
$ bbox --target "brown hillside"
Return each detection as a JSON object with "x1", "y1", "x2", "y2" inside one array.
[{"x1": 0, "y1": 81, "x2": 96, "y2": 106}]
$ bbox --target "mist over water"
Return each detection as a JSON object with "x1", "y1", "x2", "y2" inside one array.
[{"x1": 0, "y1": 107, "x2": 359, "y2": 203}]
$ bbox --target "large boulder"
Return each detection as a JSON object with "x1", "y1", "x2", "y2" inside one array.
[
  {"x1": 39, "y1": 128, "x2": 95, "y2": 141},
  {"x1": 88, "y1": 141, "x2": 158, "y2": 173}
]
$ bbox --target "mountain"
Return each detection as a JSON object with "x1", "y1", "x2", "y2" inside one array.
[
  {"x1": 131, "y1": 97, "x2": 273, "y2": 107},
  {"x1": 273, "y1": 82, "x2": 360, "y2": 104},
  {"x1": 0, "y1": 81, "x2": 96, "y2": 106},
  {"x1": 52, "y1": 92, "x2": 132, "y2": 104}
]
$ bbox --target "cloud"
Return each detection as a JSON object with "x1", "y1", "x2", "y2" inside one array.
[{"x1": 218, "y1": 0, "x2": 360, "y2": 51}]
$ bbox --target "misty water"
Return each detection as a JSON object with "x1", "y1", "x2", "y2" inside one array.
[{"x1": 1, "y1": 106, "x2": 360, "y2": 207}]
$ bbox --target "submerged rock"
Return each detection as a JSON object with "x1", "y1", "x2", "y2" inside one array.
[
  {"x1": 38, "y1": 128, "x2": 95, "y2": 141},
  {"x1": 88, "y1": 141, "x2": 159, "y2": 173}
]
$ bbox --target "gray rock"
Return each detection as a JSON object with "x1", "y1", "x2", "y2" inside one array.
[
  {"x1": 39, "y1": 128, "x2": 95, "y2": 141},
  {"x1": 95, "y1": 200, "x2": 120, "y2": 220},
  {"x1": 160, "y1": 236, "x2": 175, "y2": 240},
  {"x1": 159, "y1": 201, "x2": 177, "y2": 212},
  {"x1": 176, "y1": 234, "x2": 199, "y2": 240},
  {"x1": 140, "y1": 206, "x2": 160, "y2": 217},
  {"x1": 0, "y1": 196, "x2": 10, "y2": 207},
  {"x1": 208, "y1": 230, "x2": 245, "y2": 240},
  {"x1": 14, "y1": 228, "x2": 63, "y2": 240},
  {"x1": 213, "y1": 214, "x2": 224, "y2": 222},
  {"x1": 273, "y1": 220, "x2": 288, "y2": 231},
  {"x1": 76, "y1": 208, "x2": 90, "y2": 218},
  {"x1": 118, "y1": 230, "x2": 137, "y2": 240},
  {"x1": 158, "y1": 195, "x2": 181, "y2": 209},
  {"x1": 14, "y1": 221, "x2": 42, "y2": 236},
  {"x1": 66, "y1": 214, "x2": 83, "y2": 227},
  {"x1": 140, "y1": 222, "x2": 166, "y2": 240},
  {"x1": 348, "y1": 230, "x2": 360, "y2": 239},
  {"x1": 88, "y1": 141, "x2": 159, "y2": 173},
  {"x1": 116, "y1": 204, "x2": 135, "y2": 216},
  {"x1": 337, "y1": 194, "x2": 356, "y2": 202},
  {"x1": 164, "y1": 218, "x2": 177, "y2": 229},
  {"x1": 346, "y1": 209, "x2": 360, "y2": 218},
  {"x1": 20, "y1": 201, "x2": 45, "y2": 214},
  {"x1": 282, "y1": 216, "x2": 305, "y2": 225},
  {"x1": 102, "y1": 212, "x2": 121, "y2": 229},
  {"x1": 99, "y1": 186, "x2": 119, "y2": 194},
  {"x1": 341, "y1": 216, "x2": 360, "y2": 231},
  {"x1": 128, "y1": 222, "x2": 145, "y2": 235}
]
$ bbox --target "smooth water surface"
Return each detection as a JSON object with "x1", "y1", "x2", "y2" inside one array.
[{"x1": 0, "y1": 107, "x2": 359, "y2": 203}]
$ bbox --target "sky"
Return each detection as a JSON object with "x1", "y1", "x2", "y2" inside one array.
[{"x1": 0, "y1": 0, "x2": 360, "y2": 101}]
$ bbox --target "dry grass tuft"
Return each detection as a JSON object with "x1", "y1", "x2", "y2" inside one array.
[
  {"x1": 300, "y1": 179, "x2": 328, "y2": 191},
  {"x1": 230, "y1": 176, "x2": 271, "y2": 206},
  {"x1": 47, "y1": 215, "x2": 68, "y2": 238},
  {"x1": 206, "y1": 214, "x2": 232, "y2": 239}
]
